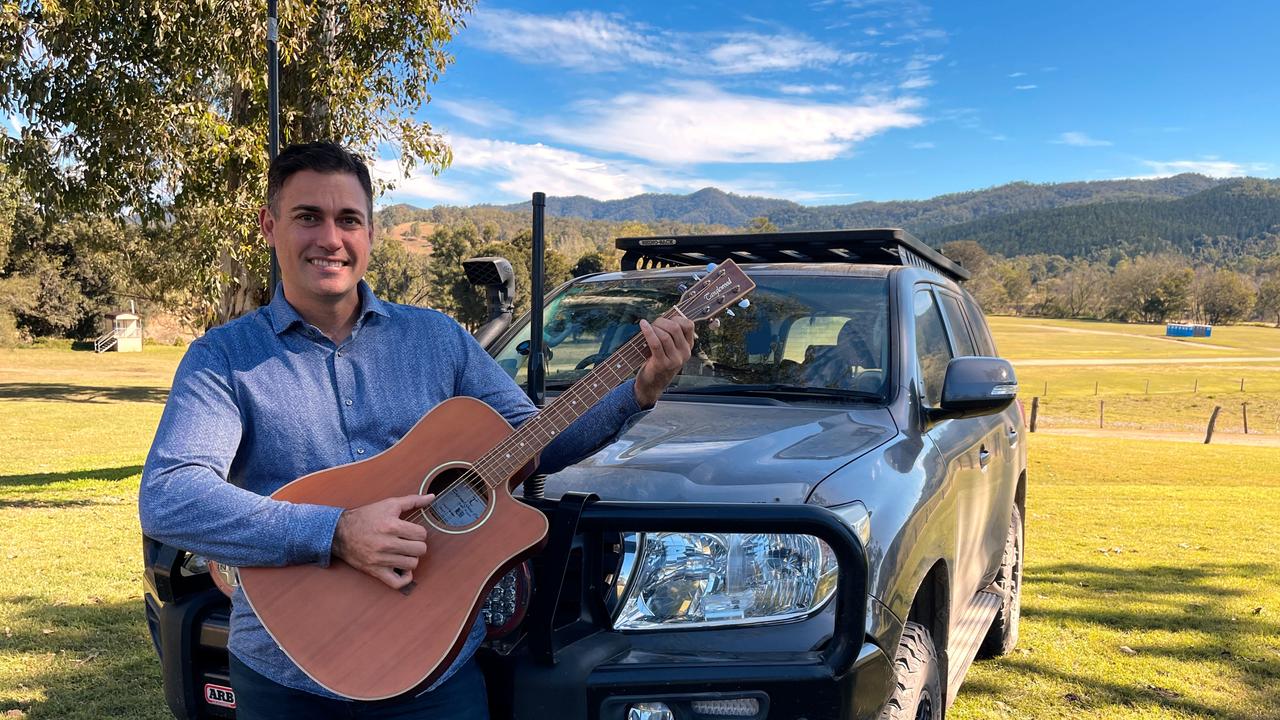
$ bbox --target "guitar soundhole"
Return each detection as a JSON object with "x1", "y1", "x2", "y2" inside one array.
[{"x1": 423, "y1": 466, "x2": 492, "y2": 531}]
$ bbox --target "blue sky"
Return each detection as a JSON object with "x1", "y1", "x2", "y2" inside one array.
[{"x1": 370, "y1": 1, "x2": 1280, "y2": 208}]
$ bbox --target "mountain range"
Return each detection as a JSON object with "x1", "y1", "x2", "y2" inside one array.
[
  {"x1": 490, "y1": 174, "x2": 1228, "y2": 233},
  {"x1": 380, "y1": 173, "x2": 1280, "y2": 263}
]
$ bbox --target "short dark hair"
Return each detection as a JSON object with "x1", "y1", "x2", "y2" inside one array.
[{"x1": 266, "y1": 142, "x2": 374, "y2": 217}]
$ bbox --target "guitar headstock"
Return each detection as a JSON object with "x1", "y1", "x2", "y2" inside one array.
[{"x1": 675, "y1": 259, "x2": 756, "y2": 323}]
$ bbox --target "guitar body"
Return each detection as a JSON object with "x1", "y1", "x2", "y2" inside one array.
[{"x1": 237, "y1": 396, "x2": 547, "y2": 700}]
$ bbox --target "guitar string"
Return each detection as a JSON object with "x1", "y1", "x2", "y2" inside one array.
[
  {"x1": 416, "y1": 336, "x2": 652, "y2": 528},
  {"x1": 415, "y1": 271, "x2": 742, "y2": 529},
  {"x1": 416, "y1": 338, "x2": 651, "y2": 527}
]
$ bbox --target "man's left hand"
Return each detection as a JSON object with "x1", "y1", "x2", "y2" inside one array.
[{"x1": 633, "y1": 315, "x2": 696, "y2": 408}]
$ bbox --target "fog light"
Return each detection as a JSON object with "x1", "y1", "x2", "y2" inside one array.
[
  {"x1": 691, "y1": 697, "x2": 761, "y2": 717},
  {"x1": 627, "y1": 702, "x2": 674, "y2": 720}
]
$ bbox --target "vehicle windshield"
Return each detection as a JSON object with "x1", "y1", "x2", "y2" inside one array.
[{"x1": 492, "y1": 273, "x2": 890, "y2": 398}]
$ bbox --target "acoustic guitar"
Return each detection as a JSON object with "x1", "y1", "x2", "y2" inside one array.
[{"x1": 235, "y1": 260, "x2": 755, "y2": 700}]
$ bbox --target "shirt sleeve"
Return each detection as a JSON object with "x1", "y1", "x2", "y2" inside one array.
[
  {"x1": 447, "y1": 318, "x2": 643, "y2": 475},
  {"x1": 138, "y1": 340, "x2": 344, "y2": 568}
]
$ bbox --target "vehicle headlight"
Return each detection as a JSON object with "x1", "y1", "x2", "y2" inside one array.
[{"x1": 613, "y1": 532, "x2": 838, "y2": 630}]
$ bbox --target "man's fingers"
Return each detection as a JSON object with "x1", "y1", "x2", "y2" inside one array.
[
  {"x1": 397, "y1": 493, "x2": 435, "y2": 511},
  {"x1": 638, "y1": 319, "x2": 657, "y2": 357},
  {"x1": 373, "y1": 567, "x2": 413, "y2": 590},
  {"x1": 376, "y1": 552, "x2": 421, "y2": 571},
  {"x1": 385, "y1": 538, "x2": 428, "y2": 559}
]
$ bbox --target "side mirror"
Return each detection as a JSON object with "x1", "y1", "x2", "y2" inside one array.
[
  {"x1": 464, "y1": 256, "x2": 517, "y2": 348},
  {"x1": 927, "y1": 357, "x2": 1018, "y2": 423}
]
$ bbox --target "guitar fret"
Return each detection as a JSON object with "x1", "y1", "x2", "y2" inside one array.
[{"x1": 464, "y1": 261, "x2": 752, "y2": 494}]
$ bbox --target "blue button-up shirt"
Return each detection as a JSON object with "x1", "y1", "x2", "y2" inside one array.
[{"x1": 139, "y1": 282, "x2": 641, "y2": 697}]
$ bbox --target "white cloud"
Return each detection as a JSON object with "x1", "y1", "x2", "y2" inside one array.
[
  {"x1": 910, "y1": 141, "x2": 935, "y2": 149},
  {"x1": 435, "y1": 99, "x2": 515, "y2": 129},
  {"x1": 1137, "y1": 159, "x2": 1271, "y2": 178},
  {"x1": 545, "y1": 83, "x2": 924, "y2": 164},
  {"x1": 466, "y1": 9, "x2": 667, "y2": 72},
  {"x1": 1008, "y1": 71, "x2": 1026, "y2": 78},
  {"x1": 1014, "y1": 84, "x2": 1037, "y2": 91},
  {"x1": 706, "y1": 33, "x2": 866, "y2": 74},
  {"x1": 467, "y1": 8, "x2": 867, "y2": 77},
  {"x1": 1054, "y1": 131, "x2": 1112, "y2": 147},
  {"x1": 899, "y1": 53, "x2": 941, "y2": 90},
  {"x1": 370, "y1": 159, "x2": 474, "y2": 205},
  {"x1": 779, "y1": 83, "x2": 843, "y2": 95}
]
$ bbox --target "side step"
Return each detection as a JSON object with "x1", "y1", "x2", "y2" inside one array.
[{"x1": 945, "y1": 587, "x2": 1002, "y2": 706}]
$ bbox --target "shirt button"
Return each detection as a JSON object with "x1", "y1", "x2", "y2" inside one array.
[
  {"x1": 356, "y1": 448, "x2": 365, "y2": 455},
  {"x1": 345, "y1": 399, "x2": 353, "y2": 406}
]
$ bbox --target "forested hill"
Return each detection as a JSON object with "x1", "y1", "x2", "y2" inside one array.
[
  {"x1": 493, "y1": 187, "x2": 801, "y2": 226},
  {"x1": 487, "y1": 174, "x2": 1224, "y2": 232},
  {"x1": 919, "y1": 178, "x2": 1280, "y2": 262}
]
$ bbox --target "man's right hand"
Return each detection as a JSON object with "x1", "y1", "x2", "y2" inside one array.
[{"x1": 332, "y1": 494, "x2": 435, "y2": 590}]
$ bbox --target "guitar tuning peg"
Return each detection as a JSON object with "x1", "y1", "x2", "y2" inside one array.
[
  {"x1": 737, "y1": 299, "x2": 750, "y2": 309},
  {"x1": 708, "y1": 318, "x2": 721, "y2": 330},
  {"x1": 677, "y1": 283, "x2": 689, "y2": 292},
  {"x1": 725, "y1": 308, "x2": 735, "y2": 317},
  {"x1": 692, "y1": 273, "x2": 704, "y2": 281},
  {"x1": 705, "y1": 262, "x2": 717, "y2": 272}
]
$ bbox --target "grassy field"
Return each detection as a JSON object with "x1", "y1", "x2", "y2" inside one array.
[
  {"x1": 988, "y1": 318, "x2": 1280, "y2": 436},
  {"x1": 1, "y1": 321, "x2": 1279, "y2": 719}
]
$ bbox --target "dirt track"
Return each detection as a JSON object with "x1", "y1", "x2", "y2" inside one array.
[
  {"x1": 1034, "y1": 427, "x2": 1280, "y2": 447},
  {"x1": 1014, "y1": 356, "x2": 1280, "y2": 366}
]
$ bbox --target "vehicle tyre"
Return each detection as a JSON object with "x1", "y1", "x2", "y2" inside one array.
[
  {"x1": 978, "y1": 504, "x2": 1022, "y2": 658},
  {"x1": 877, "y1": 621, "x2": 942, "y2": 720}
]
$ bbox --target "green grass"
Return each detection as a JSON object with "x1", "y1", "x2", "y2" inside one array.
[
  {"x1": 984, "y1": 318, "x2": 1280, "y2": 435},
  {"x1": 2, "y1": 325, "x2": 1279, "y2": 718},
  {"x1": 988, "y1": 317, "x2": 1280, "y2": 360},
  {"x1": 0, "y1": 346, "x2": 179, "y2": 719},
  {"x1": 953, "y1": 435, "x2": 1280, "y2": 720}
]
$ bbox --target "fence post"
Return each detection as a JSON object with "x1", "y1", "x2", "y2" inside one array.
[
  {"x1": 1030, "y1": 397, "x2": 1039, "y2": 433},
  {"x1": 1204, "y1": 405, "x2": 1221, "y2": 444},
  {"x1": 1094, "y1": 381, "x2": 1099, "y2": 396},
  {"x1": 1099, "y1": 400, "x2": 1105, "y2": 429},
  {"x1": 1145, "y1": 379, "x2": 1150, "y2": 395},
  {"x1": 1194, "y1": 378, "x2": 1199, "y2": 393},
  {"x1": 1242, "y1": 403, "x2": 1249, "y2": 435},
  {"x1": 1240, "y1": 378, "x2": 1245, "y2": 392}
]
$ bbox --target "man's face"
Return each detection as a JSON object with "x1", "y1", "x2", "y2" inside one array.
[{"x1": 261, "y1": 169, "x2": 372, "y2": 307}]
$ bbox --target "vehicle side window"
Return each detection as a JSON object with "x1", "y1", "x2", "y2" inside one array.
[
  {"x1": 960, "y1": 292, "x2": 998, "y2": 356},
  {"x1": 913, "y1": 289, "x2": 953, "y2": 407},
  {"x1": 937, "y1": 292, "x2": 977, "y2": 357},
  {"x1": 781, "y1": 315, "x2": 851, "y2": 362}
]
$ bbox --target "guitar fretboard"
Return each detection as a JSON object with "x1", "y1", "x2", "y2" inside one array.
[{"x1": 471, "y1": 308, "x2": 678, "y2": 487}]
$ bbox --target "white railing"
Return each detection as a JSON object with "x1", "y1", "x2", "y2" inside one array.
[{"x1": 94, "y1": 330, "x2": 119, "y2": 353}]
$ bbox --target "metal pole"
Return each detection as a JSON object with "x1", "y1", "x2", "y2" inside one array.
[
  {"x1": 528, "y1": 192, "x2": 546, "y2": 408},
  {"x1": 267, "y1": 0, "x2": 282, "y2": 294}
]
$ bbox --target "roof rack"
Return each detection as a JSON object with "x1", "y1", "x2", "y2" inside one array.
[{"x1": 615, "y1": 228, "x2": 970, "y2": 282}]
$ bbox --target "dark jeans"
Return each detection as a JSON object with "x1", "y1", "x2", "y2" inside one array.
[{"x1": 229, "y1": 655, "x2": 489, "y2": 720}]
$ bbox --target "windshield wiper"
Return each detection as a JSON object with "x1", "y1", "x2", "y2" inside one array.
[{"x1": 671, "y1": 384, "x2": 883, "y2": 401}]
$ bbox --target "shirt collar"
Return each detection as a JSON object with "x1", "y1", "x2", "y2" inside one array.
[{"x1": 266, "y1": 280, "x2": 391, "y2": 336}]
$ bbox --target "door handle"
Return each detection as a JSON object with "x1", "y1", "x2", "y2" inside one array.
[
  {"x1": 978, "y1": 445, "x2": 991, "y2": 468},
  {"x1": 1007, "y1": 425, "x2": 1019, "y2": 442}
]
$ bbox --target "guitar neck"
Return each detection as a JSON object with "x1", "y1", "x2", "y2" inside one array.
[{"x1": 473, "y1": 308, "x2": 678, "y2": 488}]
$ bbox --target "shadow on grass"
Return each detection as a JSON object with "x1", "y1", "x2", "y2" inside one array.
[
  {"x1": 0, "y1": 465, "x2": 143, "y2": 489},
  {"x1": 960, "y1": 560, "x2": 1280, "y2": 719},
  {"x1": 1, "y1": 596, "x2": 169, "y2": 719},
  {"x1": 0, "y1": 383, "x2": 169, "y2": 403}
]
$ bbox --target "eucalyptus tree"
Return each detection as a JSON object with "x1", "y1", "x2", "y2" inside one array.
[{"x1": 1, "y1": 0, "x2": 472, "y2": 329}]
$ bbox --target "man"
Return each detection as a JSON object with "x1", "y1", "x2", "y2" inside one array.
[{"x1": 139, "y1": 142, "x2": 694, "y2": 718}]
